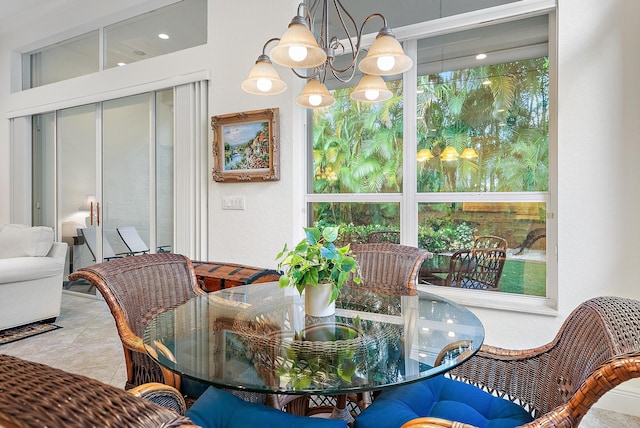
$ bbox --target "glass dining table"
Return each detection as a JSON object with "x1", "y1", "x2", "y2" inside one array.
[{"x1": 143, "y1": 281, "x2": 484, "y2": 421}]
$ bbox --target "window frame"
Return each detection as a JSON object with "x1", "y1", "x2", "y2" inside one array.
[{"x1": 304, "y1": 0, "x2": 558, "y2": 315}]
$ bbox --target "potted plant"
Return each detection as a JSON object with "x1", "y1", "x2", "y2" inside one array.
[{"x1": 276, "y1": 226, "x2": 361, "y2": 316}]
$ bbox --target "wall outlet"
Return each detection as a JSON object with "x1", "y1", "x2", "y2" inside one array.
[{"x1": 222, "y1": 195, "x2": 245, "y2": 210}]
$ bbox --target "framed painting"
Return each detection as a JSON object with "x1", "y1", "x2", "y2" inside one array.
[{"x1": 211, "y1": 108, "x2": 280, "y2": 182}]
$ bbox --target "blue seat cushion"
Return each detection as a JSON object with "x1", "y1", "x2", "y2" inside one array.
[
  {"x1": 354, "y1": 375, "x2": 534, "y2": 428},
  {"x1": 186, "y1": 386, "x2": 348, "y2": 428}
]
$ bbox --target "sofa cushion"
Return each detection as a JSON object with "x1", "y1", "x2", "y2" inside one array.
[
  {"x1": 0, "y1": 225, "x2": 54, "y2": 259},
  {"x1": 354, "y1": 375, "x2": 534, "y2": 428},
  {"x1": 0, "y1": 257, "x2": 64, "y2": 283}
]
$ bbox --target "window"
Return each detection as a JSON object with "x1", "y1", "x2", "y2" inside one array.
[
  {"x1": 22, "y1": 0, "x2": 207, "y2": 89},
  {"x1": 308, "y1": 7, "x2": 554, "y2": 306},
  {"x1": 104, "y1": 0, "x2": 207, "y2": 69},
  {"x1": 25, "y1": 31, "x2": 100, "y2": 89}
]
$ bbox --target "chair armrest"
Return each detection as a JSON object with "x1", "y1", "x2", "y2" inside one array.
[
  {"x1": 447, "y1": 343, "x2": 555, "y2": 417},
  {"x1": 128, "y1": 382, "x2": 187, "y2": 415}
]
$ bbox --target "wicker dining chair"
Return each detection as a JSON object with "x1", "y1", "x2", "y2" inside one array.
[
  {"x1": 355, "y1": 296, "x2": 640, "y2": 428},
  {"x1": 0, "y1": 354, "x2": 193, "y2": 428},
  {"x1": 349, "y1": 243, "x2": 431, "y2": 293},
  {"x1": 0, "y1": 354, "x2": 346, "y2": 428},
  {"x1": 68, "y1": 253, "x2": 207, "y2": 393}
]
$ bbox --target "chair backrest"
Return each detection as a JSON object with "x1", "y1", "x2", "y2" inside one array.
[
  {"x1": 533, "y1": 296, "x2": 640, "y2": 420},
  {"x1": 80, "y1": 227, "x2": 118, "y2": 260},
  {"x1": 473, "y1": 235, "x2": 507, "y2": 250},
  {"x1": 349, "y1": 243, "x2": 430, "y2": 293},
  {"x1": 117, "y1": 226, "x2": 150, "y2": 255},
  {"x1": 446, "y1": 247, "x2": 506, "y2": 290},
  {"x1": 450, "y1": 296, "x2": 640, "y2": 425},
  {"x1": 0, "y1": 354, "x2": 191, "y2": 428},
  {"x1": 68, "y1": 253, "x2": 205, "y2": 389}
]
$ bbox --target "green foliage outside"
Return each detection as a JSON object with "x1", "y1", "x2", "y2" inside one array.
[{"x1": 312, "y1": 57, "x2": 549, "y2": 227}]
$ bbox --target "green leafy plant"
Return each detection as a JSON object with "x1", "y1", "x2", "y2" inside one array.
[{"x1": 276, "y1": 226, "x2": 361, "y2": 303}]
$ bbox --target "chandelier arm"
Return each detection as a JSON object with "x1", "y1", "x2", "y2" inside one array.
[
  {"x1": 291, "y1": 68, "x2": 320, "y2": 80},
  {"x1": 332, "y1": 0, "x2": 359, "y2": 54},
  {"x1": 261, "y1": 37, "x2": 281, "y2": 55},
  {"x1": 298, "y1": 2, "x2": 313, "y2": 28},
  {"x1": 330, "y1": 64, "x2": 357, "y2": 83}
]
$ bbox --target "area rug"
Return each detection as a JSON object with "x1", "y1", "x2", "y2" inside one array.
[{"x1": 0, "y1": 322, "x2": 62, "y2": 345}]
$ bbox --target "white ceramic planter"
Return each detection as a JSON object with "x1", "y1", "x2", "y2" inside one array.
[{"x1": 304, "y1": 282, "x2": 336, "y2": 317}]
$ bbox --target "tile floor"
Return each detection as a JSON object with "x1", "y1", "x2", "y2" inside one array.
[{"x1": 2, "y1": 291, "x2": 639, "y2": 427}]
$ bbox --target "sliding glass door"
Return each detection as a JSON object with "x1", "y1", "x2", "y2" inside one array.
[{"x1": 32, "y1": 89, "x2": 175, "y2": 296}]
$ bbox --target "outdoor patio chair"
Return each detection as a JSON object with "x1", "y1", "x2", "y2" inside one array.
[
  {"x1": 80, "y1": 227, "x2": 125, "y2": 261},
  {"x1": 444, "y1": 247, "x2": 506, "y2": 290},
  {"x1": 117, "y1": 226, "x2": 151, "y2": 255},
  {"x1": 354, "y1": 296, "x2": 640, "y2": 428},
  {"x1": 473, "y1": 235, "x2": 507, "y2": 250}
]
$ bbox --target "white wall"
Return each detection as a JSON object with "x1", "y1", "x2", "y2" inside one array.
[{"x1": 0, "y1": 0, "x2": 639, "y2": 415}]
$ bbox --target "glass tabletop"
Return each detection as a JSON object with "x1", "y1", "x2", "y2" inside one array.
[{"x1": 143, "y1": 282, "x2": 484, "y2": 396}]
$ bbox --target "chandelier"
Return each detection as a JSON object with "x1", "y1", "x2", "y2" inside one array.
[{"x1": 241, "y1": 1, "x2": 413, "y2": 109}]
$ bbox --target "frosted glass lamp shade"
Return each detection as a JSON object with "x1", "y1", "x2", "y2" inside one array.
[
  {"x1": 296, "y1": 79, "x2": 335, "y2": 109},
  {"x1": 350, "y1": 74, "x2": 393, "y2": 103},
  {"x1": 241, "y1": 57, "x2": 287, "y2": 95},
  {"x1": 271, "y1": 22, "x2": 326, "y2": 69},
  {"x1": 359, "y1": 34, "x2": 413, "y2": 76}
]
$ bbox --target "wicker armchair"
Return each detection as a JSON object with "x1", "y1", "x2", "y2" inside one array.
[
  {"x1": 349, "y1": 243, "x2": 431, "y2": 293},
  {"x1": 356, "y1": 296, "x2": 640, "y2": 428},
  {"x1": 0, "y1": 354, "x2": 193, "y2": 428},
  {"x1": 68, "y1": 253, "x2": 206, "y2": 392}
]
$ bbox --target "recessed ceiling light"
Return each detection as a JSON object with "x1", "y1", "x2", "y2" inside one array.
[
  {"x1": 117, "y1": 62, "x2": 126, "y2": 67},
  {"x1": 476, "y1": 53, "x2": 487, "y2": 60},
  {"x1": 158, "y1": 33, "x2": 170, "y2": 40},
  {"x1": 482, "y1": 80, "x2": 491, "y2": 86}
]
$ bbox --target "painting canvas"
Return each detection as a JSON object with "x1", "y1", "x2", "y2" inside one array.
[
  {"x1": 223, "y1": 121, "x2": 270, "y2": 171},
  {"x1": 212, "y1": 108, "x2": 279, "y2": 182}
]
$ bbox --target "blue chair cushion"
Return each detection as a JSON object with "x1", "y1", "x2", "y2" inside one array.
[
  {"x1": 354, "y1": 376, "x2": 534, "y2": 428},
  {"x1": 186, "y1": 386, "x2": 348, "y2": 428}
]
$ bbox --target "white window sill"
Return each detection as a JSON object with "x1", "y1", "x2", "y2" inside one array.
[{"x1": 417, "y1": 283, "x2": 558, "y2": 316}]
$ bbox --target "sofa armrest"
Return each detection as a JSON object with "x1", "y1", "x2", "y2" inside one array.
[{"x1": 47, "y1": 241, "x2": 68, "y2": 262}]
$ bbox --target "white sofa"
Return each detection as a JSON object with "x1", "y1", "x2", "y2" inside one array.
[{"x1": 0, "y1": 224, "x2": 67, "y2": 331}]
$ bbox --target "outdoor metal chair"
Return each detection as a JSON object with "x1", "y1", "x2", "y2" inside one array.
[{"x1": 473, "y1": 235, "x2": 507, "y2": 250}]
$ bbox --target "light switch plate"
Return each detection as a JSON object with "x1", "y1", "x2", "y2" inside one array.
[{"x1": 222, "y1": 195, "x2": 245, "y2": 210}]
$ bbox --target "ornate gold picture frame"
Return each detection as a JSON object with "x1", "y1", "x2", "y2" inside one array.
[{"x1": 211, "y1": 108, "x2": 280, "y2": 182}]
